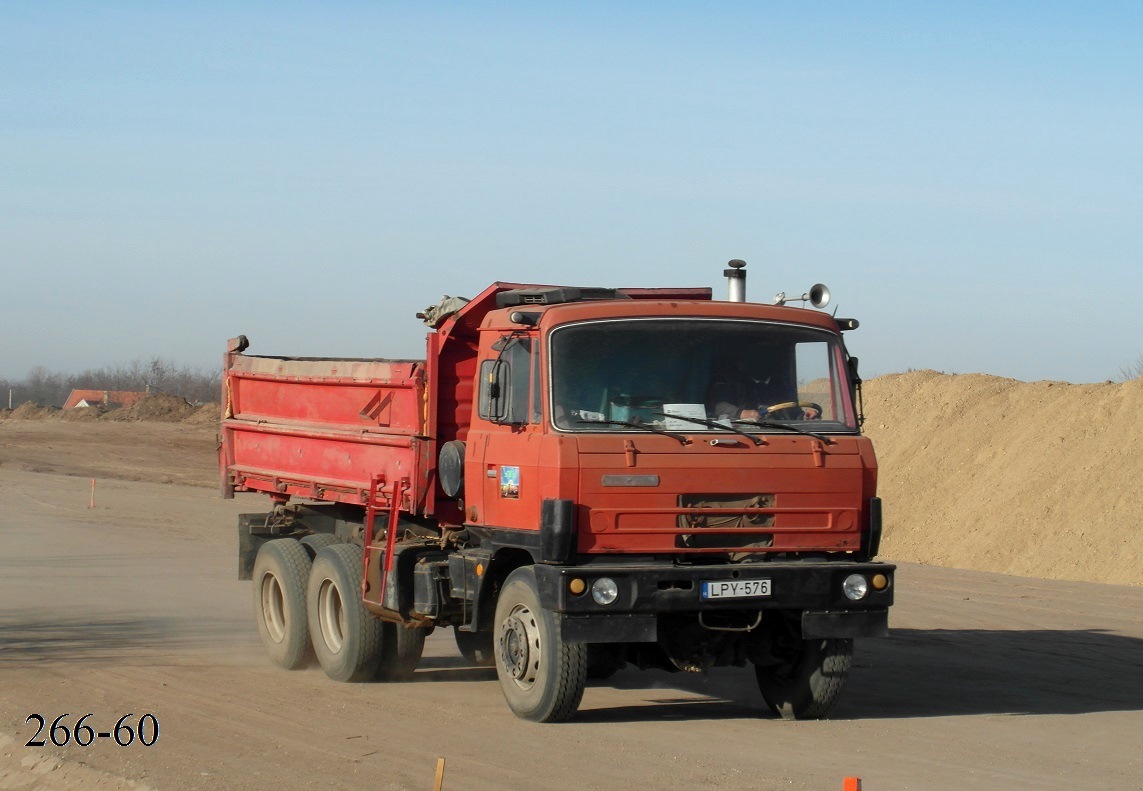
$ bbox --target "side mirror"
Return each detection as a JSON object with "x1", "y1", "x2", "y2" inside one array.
[{"x1": 478, "y1": 359, "x2": 511, "y2": 422}]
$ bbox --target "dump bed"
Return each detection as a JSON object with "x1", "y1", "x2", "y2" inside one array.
[{"x1": 220, "y1": 340, "x2": 432, "y2": 512}]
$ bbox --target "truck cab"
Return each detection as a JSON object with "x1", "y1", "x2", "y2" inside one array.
[{"x1": 465, "y1": 289, "x2": 876, "y2": 556}]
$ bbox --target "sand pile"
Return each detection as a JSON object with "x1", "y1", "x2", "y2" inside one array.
[
  {"x1": 107, "y1": 392, "x2": 196, "y2": 422},
  {"x1": 863, "y1": 371, "x2": 1142, "y2": 586},
  {"x1": 185, "y1": 403, "x2": 222, "y2": 425},
  {"x1": 6, "y1": 402, "x2": 58, "y2": 420}
]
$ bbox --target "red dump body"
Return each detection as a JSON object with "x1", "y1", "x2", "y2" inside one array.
[{"x1": 220, "y1": 351, "x2": 430, "y2": 511}]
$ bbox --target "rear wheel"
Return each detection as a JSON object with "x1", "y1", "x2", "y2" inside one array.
[
  {"x1": 586, "y1": 644, "x2": 627, "y2": 680},
  {"x1": 300, "y1": 532, "x2": 339, "y2": 558},
  {"x1": 307, "y1": 544, "x2": 384, "y2": 682},
  {"x1": 375, "y1": 623, "x2": 426, "y2": 681},
  {"x1": 454, "y1": 627, "x2": 496, "y2": 667},
  {"x1": 493, "y1": 567, "x2": 587, "y2": 722},
  {"x1": 755, "y1": 637, "x2": 853, "y2": 720},
  {"x1": 252, "y1": 538, "x2": 312, "y2": 670}
]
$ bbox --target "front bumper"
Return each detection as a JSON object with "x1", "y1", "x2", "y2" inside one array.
[{"x1": 532, "y1": 560, "x2": 894, "y2": 643}]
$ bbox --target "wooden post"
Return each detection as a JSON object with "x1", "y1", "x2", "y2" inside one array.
[
  {"x1": 433, "y1": 757, "x2": 446, "y2": 791},
  {"x1": 90, "y1": 478, "x2": 96, "y2": 509}
]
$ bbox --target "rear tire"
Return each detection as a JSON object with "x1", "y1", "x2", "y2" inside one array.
[
  {"x1": 493, "y1": 567, "x2": 587, "y2": 722},
  {"x1": 252, "y1": 538, "x2": 312, "y2": 670},
  {"x1": 307, "y1": 543, "x2": 384, "y2": 682},
  {"x1": 375, "y1": 623, "x2": 426, "y2": 681},
  {"x1": 586, "y1": 644, "x2": 627, "y2": 680},
  {"x1": 755, "y1": 637, "x2": 853, "y2": 720},
  {"x1": 300, "y1": 533, "x2": 339, "y2": 558},
  {"x1": 454, "y1": 627, "x2": 496, "y2": 667}
]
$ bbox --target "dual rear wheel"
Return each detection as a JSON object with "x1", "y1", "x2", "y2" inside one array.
[{"x1": 252, "y1": 538, "x2": 424, "y2": 681}]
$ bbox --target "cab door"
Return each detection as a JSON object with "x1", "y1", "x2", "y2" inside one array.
[{"x1": 468, "y1": 335, "x2": 545, "y2": 533}]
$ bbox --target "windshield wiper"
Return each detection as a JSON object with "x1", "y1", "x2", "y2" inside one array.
[
  {"x1": 732, "y1": 419, "x2": 835, "y2": 445},
  {"x1": 572, "y1": 418, "x2": 691, "y2": 445},
  {"x1": 651, "y1": 412, "x2": 763, "y2": 446}
]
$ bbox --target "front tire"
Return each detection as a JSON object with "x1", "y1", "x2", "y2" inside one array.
[
  {"x1": 306, "y1": 543, "x2": 384, "y2": 682},
  {"x1": 755, "y1": 637, "x2": 853, "y2": 720},
  {"x1": 252, "y1": 538, "x2": 312, "y2": 670},
  {"x1": 493, "y1": 567, "x2": 587, "y2": 722}
]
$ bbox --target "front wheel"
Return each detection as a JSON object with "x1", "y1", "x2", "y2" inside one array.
[
  {"x1": 755, "y1": 637, "x2": 853, "y2": 720},
  {"x1": 494, "y1": 567, "x2": 587, "y2": 722}
]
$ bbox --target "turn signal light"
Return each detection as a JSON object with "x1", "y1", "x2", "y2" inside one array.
[
  {"x1": 568, "y1": 578, "x2": 586, "y2": 596},
  {"x1": 871, "y1": 573, "x2": 889, "y2": 591}
]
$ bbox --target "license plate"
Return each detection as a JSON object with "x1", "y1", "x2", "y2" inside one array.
[{"x1": 701, "y1": 579, "x2": 772, "y2": 600}]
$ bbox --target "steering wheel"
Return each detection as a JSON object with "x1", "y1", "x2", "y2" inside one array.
[{"x1": 763, "y1": 401, "x2": 823, "y2": 420}]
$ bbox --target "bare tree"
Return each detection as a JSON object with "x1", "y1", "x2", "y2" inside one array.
[{"x1": 1118, "y1": 353, "x2": 1143, "y2": 382}]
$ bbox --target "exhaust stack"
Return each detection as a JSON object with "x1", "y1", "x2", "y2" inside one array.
[{"x1": 725, "y1": 259, "x2": 746, "y2": 302}]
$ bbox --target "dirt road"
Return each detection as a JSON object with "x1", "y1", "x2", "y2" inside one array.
[{"x1": 1, "y1": 429, "x2": 1141, "y2": 790}]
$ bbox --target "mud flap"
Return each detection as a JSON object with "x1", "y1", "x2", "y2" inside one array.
[{"x1": 559, "y1": 613, "x2": 657, "y2": 644}]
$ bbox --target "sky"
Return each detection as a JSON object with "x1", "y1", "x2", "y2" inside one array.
[{"x1": 2, "y1": 2, "x2": 1141, "y2": 383}]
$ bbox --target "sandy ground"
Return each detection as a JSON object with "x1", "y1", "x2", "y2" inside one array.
[{"x1": 1, "y1": 414, "x2": 1142, "y2": 789}]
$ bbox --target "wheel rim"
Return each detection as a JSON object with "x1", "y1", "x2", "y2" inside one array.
[
  {"x1": 499, "y1": 603, "x2": 541, "y2": 690},
  {"x1": 317, "y1": 577, "x2": 346, "y2": 654},
  {"x1": 260, "y1": 573, "x2": 287, "y2": 644}
]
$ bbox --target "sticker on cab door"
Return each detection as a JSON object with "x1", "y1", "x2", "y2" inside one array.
[{"x1": 500, "y1": 466, "x2": 520, "y2": 499}]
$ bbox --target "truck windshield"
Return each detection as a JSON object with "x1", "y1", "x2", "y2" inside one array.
[{"x1": 549, "y1": 318, "x2": 857, "y2": 433}]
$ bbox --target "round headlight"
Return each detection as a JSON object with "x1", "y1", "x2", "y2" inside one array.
[
  {"x1": 842, "y1": 574, "x2": 869, "y2": 601},
  {"x1": 591, "y1": 577, "x2": 619, "y2": 606}
]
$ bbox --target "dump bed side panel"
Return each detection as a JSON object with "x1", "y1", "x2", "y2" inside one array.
[{"x1": 220, "y1": 353, "x2": 429, "y2": 511}]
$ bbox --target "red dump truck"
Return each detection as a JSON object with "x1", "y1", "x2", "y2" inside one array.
[{"x1": 221, "y1": 261, "x2": 894, "y2": 722}]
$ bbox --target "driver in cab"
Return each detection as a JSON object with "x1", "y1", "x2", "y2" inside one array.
[{"x1": 706, "y1": 362, "x2": 820, "y2": 421}]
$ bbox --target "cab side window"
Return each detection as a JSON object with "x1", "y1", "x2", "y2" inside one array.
[{"x1": 478, "y1": 337, "x2": 537, "y2": 424}]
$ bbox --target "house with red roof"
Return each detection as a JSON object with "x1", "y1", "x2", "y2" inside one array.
[{"x1": 63, "y1": 390, "x2": 148, "y2": 410}]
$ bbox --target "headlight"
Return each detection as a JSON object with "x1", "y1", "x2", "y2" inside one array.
[
  {"x1": 842, "y1": 574, "x2": 869, "y2": 601},
  {"x1": 591, "y1": 577, "x2": 619, "y2": 606}
]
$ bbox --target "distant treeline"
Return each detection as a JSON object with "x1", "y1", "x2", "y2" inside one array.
[{"x1": 1, "y1": 357, "x2": 220, "y2": 408}]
